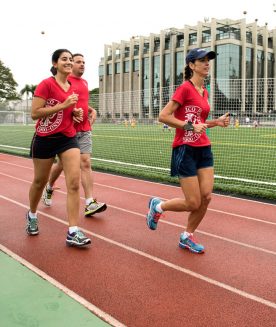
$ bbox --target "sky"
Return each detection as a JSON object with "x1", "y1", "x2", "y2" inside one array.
[{"x1": 1, "y1": 0, "x2": 275, "y2": 94}]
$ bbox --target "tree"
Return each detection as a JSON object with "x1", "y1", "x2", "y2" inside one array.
[
  {"x1": 0, "y1": 60, "x2": 20, "y2": 102},
  {"x1": 89, "y1": 87, "x2": 99, "y2": 113},
  {"x1": 20, "y1": 84, "x2": 37, "y2": 111}
]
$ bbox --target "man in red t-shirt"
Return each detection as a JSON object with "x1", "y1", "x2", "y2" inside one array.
[{"x1": 42, "y1": 54, "x2": 107, "y2": 216}]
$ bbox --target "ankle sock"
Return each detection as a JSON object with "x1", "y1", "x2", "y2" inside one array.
[
  {"x1": 28, "y1": 211, "x2": 37, "y2": 219},
  {"x1": 69, "y1": 226, "x2": 79, "y2": 234},
  {"x1": 85, "y1": 198, "x2": 93, "y2": 206},
  {"x1": 155, "y1": 202, "x2": 163, "y2": 213}
]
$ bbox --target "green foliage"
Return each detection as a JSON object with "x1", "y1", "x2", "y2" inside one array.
[
  {"x1": 0, "y1": 60, "x2": 20, "y2": 102},
  {"x1": 20, "y1": 84, "x2": 37, "y2": 98},
  {"x1": 89, "y1": 88, "x2": 99, "y2": 113}
]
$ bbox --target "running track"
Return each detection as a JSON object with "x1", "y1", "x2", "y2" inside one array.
[{"x1": 0, "y1": 153, "x2": 276, "y2": 327}]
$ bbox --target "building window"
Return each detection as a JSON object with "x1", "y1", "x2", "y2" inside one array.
[
  {"x1": 164, "y1": 54, "x2": 171, "y2": 87},
  {"x1": 99, "y1": 65, "x2": 104, "y2": 77},
  {"x1": 125, "y1": 47, "x2": 130, "y2": 57},
  {"x1": 246, "y1": 31, "x2": 252, "y2": 43},
  {"x1": 124, "y1": 61, "x2": 129, "y2": 73},
  {"x1": 189, "y1": 33, "x2": 197, "y2": 45},
  {"x1": 202, "y1": 30, "x2": 211, "y2": 43},
  {"x1": 267, "y1": 53, "x2": 274, "y2": 78},
  {"x1": 257, "y1": 50, "x2": 264, "y2": 77},
  {"x1": 144, "y1": 43, "x2": 149, "y2": 54},
  {"x1": 216, "y1": 26, "x2": 240, "y2": 41},
  {"x1": 154, "y1": 38, "x2": 160, "y2": 52},
  {"x1": 134, "y1": 45, "x2": 139, "y2": 56},
  {"x1": 107, "y1": 63, "x2": 112, "y2": 75},
  {"x1": 176, "y1": 35, "x2": 184, "y2": 48},
  {"x1": 133, "y1": 59, "x2": 139, "y2": 72},
  {"x1": 216, "y1": 44, "x2": 241, "y2": 79},
  {"x1": 268, "y1": 37, "x2": 273, "y2": 49},
  {"x1": 115, "y1": 62, "x2": 121, "y2": 74},
  {"x1": 246, "y1": 48, "x2": 253, "y2": 78},
  {"x1": 142, "y1": 57, "x2": 149, "y2": 116},
  {"x1": 175, "y1": 52, "x2": 184, "y2": 86},
  {"x1": 153, "y1": 56, "x2": 160, "y2": 116},
  {"x1": 257, "y1": 34, "x2": 263, "y2": 46},
  {"x1": 215, "y1": 44, "x2": 241, "y2": 106},
  {"x1": 165, "y1": 38, "x2": 170, "y2": 50}
]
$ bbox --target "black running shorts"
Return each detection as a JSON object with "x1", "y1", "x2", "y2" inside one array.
[{"x1": 30, "y1": 133, "x2": 79, "y2": 159}]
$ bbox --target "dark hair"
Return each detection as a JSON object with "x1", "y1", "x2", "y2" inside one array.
[
  {"x1": 51, "y1": 48, "x2": 72, "y2": 63},
  {"x1": 50, "y1": 66, "x2": 57, "y2": 75},
  {"x1": 184, "y1": 64, "x2": 194, "y2": 80},
  {"x1": 72, "y1": 53, "x2": 84, "y2": 58}
]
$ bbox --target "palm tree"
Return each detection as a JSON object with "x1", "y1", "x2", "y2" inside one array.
[{"x1": 20, "y1": 84, "x2": 37, "y2": 111}]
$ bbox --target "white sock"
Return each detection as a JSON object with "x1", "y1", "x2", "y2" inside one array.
[
  {"x1": 182, "y1": 231, "x2": 192, "y2": 239},
  {"x1": 69, "y1": 226, "x2": 79, "y2": 234},
  {"x1": 155, "y1": 202, "x2": 163, "y2": 213},
  {"x1": 85, "y1": 198, "x2": 93, "y2": 205},
  {"x1": 29, "y1": 211, "x2": 37, "y2": 219}
]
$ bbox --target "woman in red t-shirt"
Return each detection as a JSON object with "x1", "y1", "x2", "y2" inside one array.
[
  {"x1": 26, "y1": 49, "x2": 91, "y2": 247},
  {"x1": 146, "y1": 48, "x2": 230, "y2": 254}
]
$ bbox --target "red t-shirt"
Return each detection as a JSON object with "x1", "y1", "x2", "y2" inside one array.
[
  {"x1": 68, "y1": 75, "x2": 91, "y2": 132},
  {"x1": 34, "y1": 77, "x2": 76, "y2": 137},
  {"x1": 172, "y1": 81, "x2": 211, "y2": 148}
]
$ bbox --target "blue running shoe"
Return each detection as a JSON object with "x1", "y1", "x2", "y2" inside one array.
[
  {"x1": 179, "y1": 233, "x2": 204, "y2": 254},
  {"x1": 26, "y1": 211, "x2": 39, "y2": 235},
  {"x1": 146, "y1": 197, "x2": 162, "y2": 230},
  {"x1": 66, "y1": 230, "x2": 91, "y2": 247}
]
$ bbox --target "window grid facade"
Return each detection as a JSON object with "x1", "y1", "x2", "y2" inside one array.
[{"x1": 99, "y1": 18, "x2": 276, "y2": 118}]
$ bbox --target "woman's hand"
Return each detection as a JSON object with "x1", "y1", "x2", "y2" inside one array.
[
  {"x1": 72, "y1": 107, "x2": 83, "y2": 123},
  {"x1": 88, "y1": 106, "x2": 97, "y2": 127},
  {"x1": 216, "y1": 112, "x2": 230, "y2": 127},
  {"x1": 61, "y1": 93, "x2": 79, "y2": 110},
  {"x1": 193, "y1": 123, "x2": 208, "y2": 134}
]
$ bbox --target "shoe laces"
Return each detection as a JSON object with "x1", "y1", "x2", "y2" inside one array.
[
  {"x1": 75, "y1": 230, "x2": 85, "y2": 238},
  {"x1": 29, "y1": 218, "x2": 38, "y2": 229}
]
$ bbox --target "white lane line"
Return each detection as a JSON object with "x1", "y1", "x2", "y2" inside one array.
[
  {"x1": 0, "y1": 167, "x2": 275, "y2": 227},
  {"x1": 0, "y1": 244, "x2": 126, "y2": 327},
  {"x1": 1, "y1": 155, "x2": 276, "y2": 208},
  {"x1": 1, "y1": 172, "x2": 276, "y2": 256},
  {"x1": 1, "y1": 194, "x2": 276, "y2": 310}
]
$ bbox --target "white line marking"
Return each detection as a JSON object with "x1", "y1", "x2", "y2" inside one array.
[
  {"x1": 0, "y1": 244, "x2": 126, "y2": 327},
  {"x1": 1, "y1": 168, "x2": 276, "y2": 227},
  {"x1": 1, "y1": 171, "x2": 276, "y2": 256},
  {"x1": 1, "y1": 154, "x2": 276, "y2": 207},
  {"x1": 1, "y1": 195, "x2": 276, "y2": 310}
]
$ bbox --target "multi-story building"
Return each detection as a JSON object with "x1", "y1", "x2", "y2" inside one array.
[{"x1": 98, "y1": 18, "x2": 276, "y2": 119}]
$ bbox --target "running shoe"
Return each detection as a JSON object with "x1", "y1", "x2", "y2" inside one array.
[
  {"x1": 66, "y1": 230, "x2": 91, "y2": 247},
  {"x1": 179, "y1": 233, "x2": 204, "y2": 253},
  {"x1": 26, "y1": 211, "x2": 39, "y2": 235},
  {"x1": 85, "y1": 199, "x2": 107, "y2": 217},
  {"x1": 146, "y1": 197, "x2": 162, "y2": 230},
  {"x1": 42, "y1": 186, "x2": 54, "y2": 206}
]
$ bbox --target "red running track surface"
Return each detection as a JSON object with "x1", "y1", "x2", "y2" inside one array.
[{"x1": 0, "y1": 153, "x2": 276, "y2": 327}]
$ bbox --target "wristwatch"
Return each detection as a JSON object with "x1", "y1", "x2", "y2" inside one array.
[{"x1": 183, "y1": 121, "x2": 194, "y2": 131}]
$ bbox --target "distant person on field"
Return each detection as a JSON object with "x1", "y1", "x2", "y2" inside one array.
[
  {"x1": 131, "y1": 118, "x2": 136, "y2": 128},
  {"x1": 27, "y1": 49, "x2": 91, "y2": 247},
  {"x1": 253, "y1": 119, "x2": 258, "y2": 128},
  {"x1": 43, "y1": 53, "x2": 107, "y2": 217},
  {"x1": 145, "y1": 48, "x2": 230, "y2": 254},
  {"x1": 162, "y1": 123, "x2": 171, "y2": 132},
  {"x1": 235, "y1": 118, "x2": 239, "y2": 128}
]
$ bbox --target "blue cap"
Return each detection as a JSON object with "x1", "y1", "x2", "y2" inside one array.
[{"x1": 186, "y1": 48, "x2": 216, "y2": 64}]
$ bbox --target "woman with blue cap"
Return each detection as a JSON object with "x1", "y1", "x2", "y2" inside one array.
[{"x1": 146, "y1": 48, "x2": 229, "y2": 254}]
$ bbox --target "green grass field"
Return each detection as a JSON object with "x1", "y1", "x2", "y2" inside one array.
[{"x1": 0, "y1": 123, "x2": 276, "y2": 200}]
